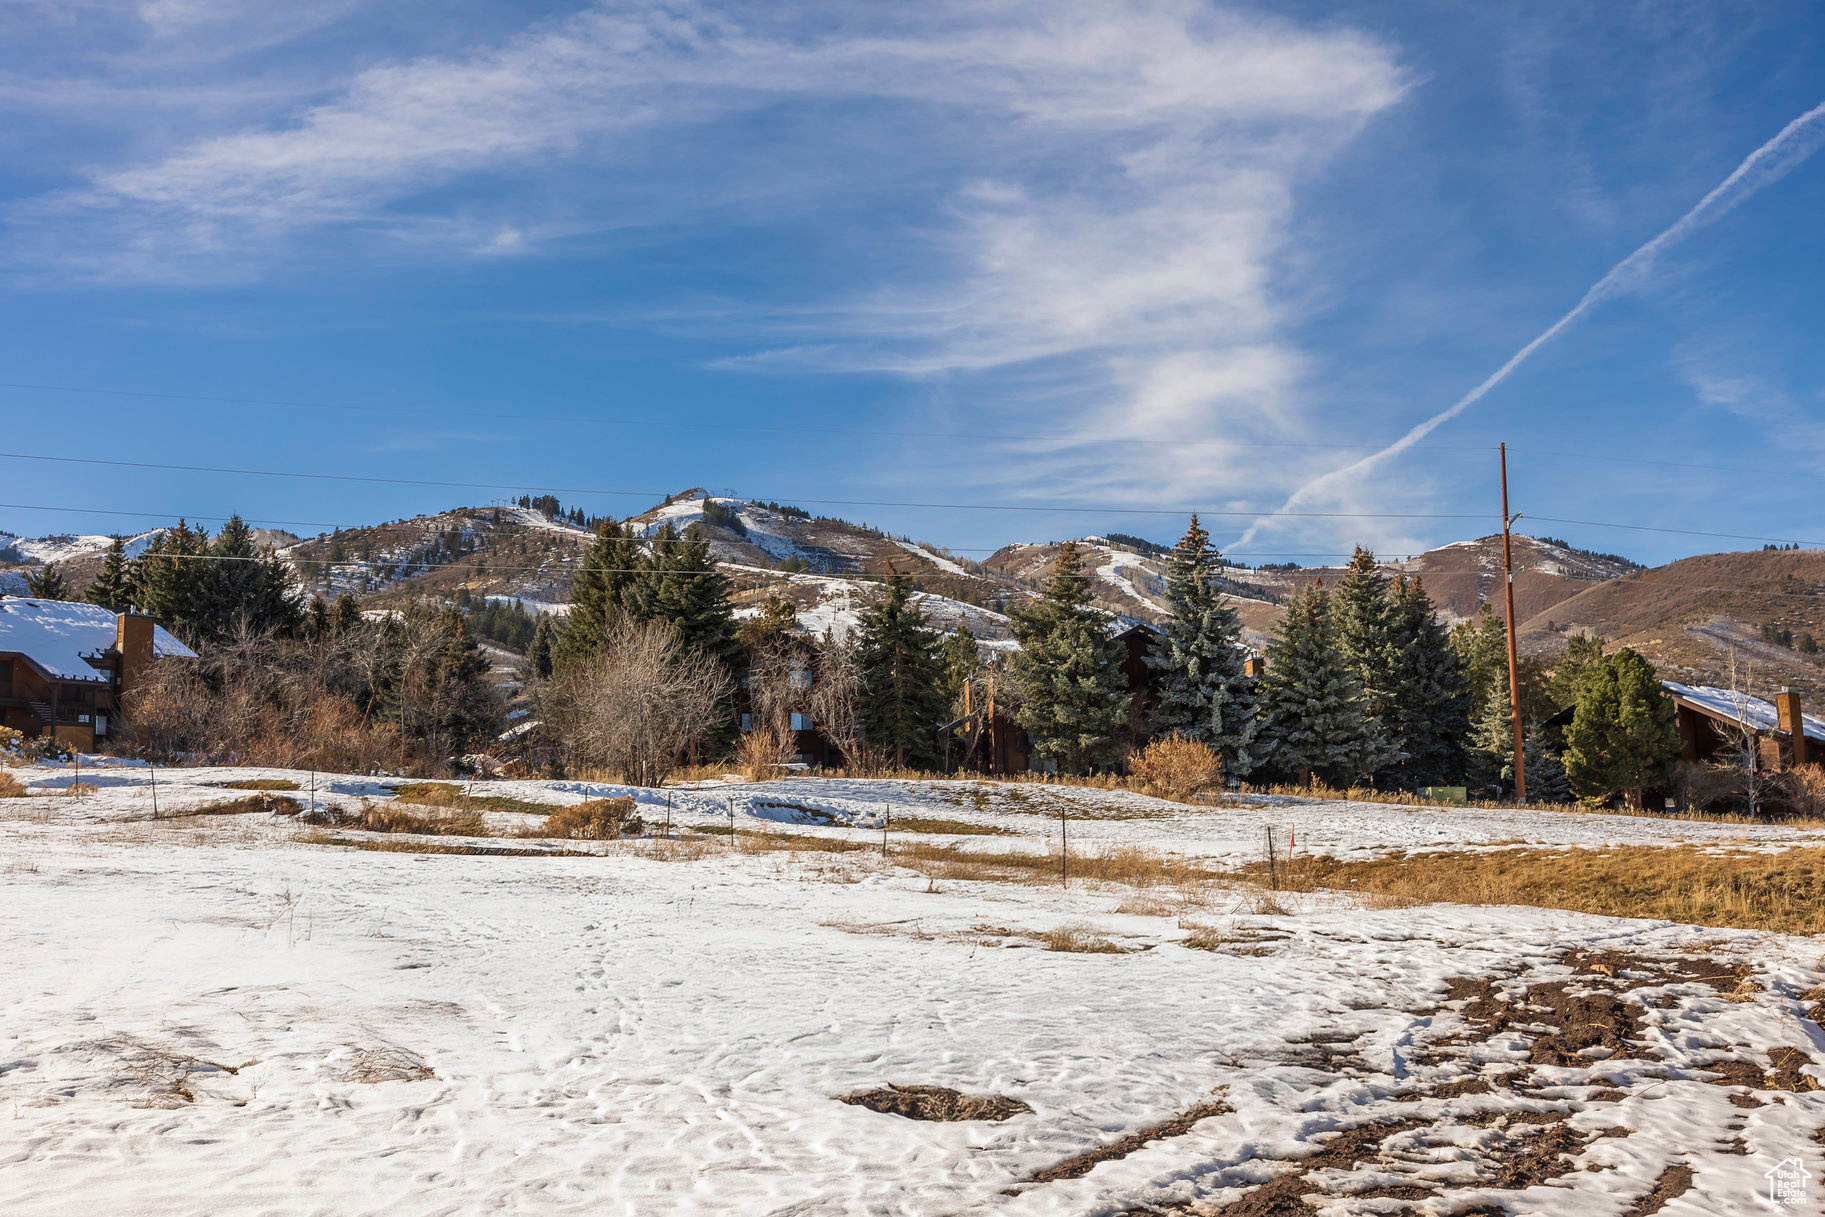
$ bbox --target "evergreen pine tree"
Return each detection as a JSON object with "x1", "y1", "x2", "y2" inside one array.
[
  {"x1": 736, "y1": 594, "x2": 798, "y2": 647},
  {"x1": 556, "y1": 521, "x2": 643, "y2": 668},
  {"x1": 1253, "y1": 582, "x2": 1381, "y2": 787},
  {"x1": 303, "y1": 595, "x2": 332, "y2": 639},
  {"x1": 1146, "y1": 514, "x2": 1258, "y2": 777},
  {"x1": 1563, "y1": 647, "x2": 1680, "y2": 804},
  {"x1": 1383, "y1": 574, "x2": 1470, "y2": 787},
  {"x1": 333, "y1": 593, "x2": 361, "y2": 635},
  {"x1": 1010, "y1": 542, "x2": 1131, "y2": 774},
  {"x1": 1466, "y1": 670, "x2": 1517, "y2": 796},
  {"x1": 193, "y1": 515, "x2": 302, "y2": 644},
  {"x1": 1450, "y1": 602, "x2": 1510, "y2": 713},
  {"x1": 1330, "y1": 546, "x2": 1403, "y2": 780},
  {"x1": 85, "y1": 537, "x2": 137, "y2": 610},
  {"x1": 24, "y1": 562, "x2": 70, "y2": 600},
  {"x1": 1545, "y1": 632, "x2": 1605, "y2": 713},
  {"x1": 1519, "y1": 726, "x2": 1571, "y2": 803},
  {"x1": 132, "y1": 520, "x2": 208, "y2": 635},
  {"x1": 853, "y1": 574, "x2": 948, "y2": 768},
  {"x1": 633, "y1": 524, "x2": 739, "y2": 669},
  {"x1": 526, "y1": 615, "x2": 555, "y2": 681}
]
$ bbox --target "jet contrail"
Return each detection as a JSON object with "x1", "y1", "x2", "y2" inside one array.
[{"x1": 1232, "y1": 97, "x2": 1825, "y2": 549}]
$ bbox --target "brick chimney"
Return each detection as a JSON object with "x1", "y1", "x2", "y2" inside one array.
[
  {"x1": 115, "y1": 612, "x2": 154, "y2": 695},
  {"x1": 1776, "y1": 687, "x2": 1808, "y2": 769},
  {"x1": 1244, "y1": 656, "x2": 1267, "y2": 678}
]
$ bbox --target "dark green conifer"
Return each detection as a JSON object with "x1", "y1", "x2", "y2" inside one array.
[
  {"x1": 1383, "y1": 574, "x2": 1470, "y2": 787},
  {"x1": 24, "y1": 562, "x2": 70, "y2": 600},
  {"x1": 1010, "y1": 542, "x2": 1130, "y2": 774},
  {"x1": 1253, "y1": 581, "x2": 1381, "y2": 787},
  {"x1": 85, "y1": 537, "x2": 137, "y2": 610},
  {"x1": 556, "y1": 521, "x2": 642, "y2": 668},
  {"x1": 1563, "y1": 647, "x2": 1679, "y2": 804},
  {"x1": 1146, "y1": 514, "x2": 1257, "y2": 777},
  {"x1": 853, "y1": 575, "x2": 948, "y2": 769}
]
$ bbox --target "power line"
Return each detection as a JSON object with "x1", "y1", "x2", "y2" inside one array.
[
  {"x1": 0, "y1": 379, "x2": 1498, "y2": 455},
  {"x1": 0, "y1": 502, "x2": 346, "y2": 530},
  {"x1": 0, "y1": 450, "x2": 1501, "y2": 521}
]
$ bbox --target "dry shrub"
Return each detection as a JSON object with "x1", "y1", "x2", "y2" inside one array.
[
  {"x1": 533, "y1": 619, "x2": 732, "y2": 786},
  {"x1": 0, "y1": 725, "x2": 24, "y2": 764},
  {"x1": 1032, "y1": 922, "x2": 1127, "y2": 954},
  {"x1": 1129, "y1": 734, "x2": 1224, "y2": 800},
  {"x1": 214, "y1": 778, "x2": 300, "y2": 792},
  {"x1": 0, "y1": 771, "x2": 26, "y2": 798},
  {"x1": 540, "y1": 797, "x2": 643, "y2": 840},
  {"x1": 341, "y1": 1047, "x2": 434, "y2": 1084},
  {"x1": 735, "y1": 727, "x2": 797, "y2": 781},
  {"x1": 302, "y1": 800, "x2": 490, "y2": 838},
  {"x1": 1773, "y1": 765, "x2": 1825, "y2": 819}
]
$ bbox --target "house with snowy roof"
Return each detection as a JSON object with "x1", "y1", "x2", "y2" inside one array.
[
  {"x1": 0, "y1": 598, "x2": 196, "y2": 751},
  {"x1": 1661, "y1": 680, "x2": 1824, "y2": 772}
]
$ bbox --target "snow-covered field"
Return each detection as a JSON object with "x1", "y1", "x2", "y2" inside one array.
[{"x1": 3, "y1": 764, "x2": 1822, "y2": 1215}]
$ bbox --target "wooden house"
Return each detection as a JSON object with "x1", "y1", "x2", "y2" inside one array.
[
  {"x1": 1661, "y1": 680, "x2": 1822, "y2": 772},
  {"x1": 0, "y1": 598, "x2": 196, "y2": 751}
]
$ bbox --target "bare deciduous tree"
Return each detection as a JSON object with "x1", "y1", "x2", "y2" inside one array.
[{"x1": 536, "y1": 619, "x2": 732, "y2": 785}]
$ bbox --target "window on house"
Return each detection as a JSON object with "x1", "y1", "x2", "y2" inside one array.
[
  {"x1": 739, "y1": 714, "x2": 753, "y2": 732},
  {"x1": 790, "y1": 712, "x2": 813, "y2": 732},
  {"x1": 789, "y1": 667, "x2": 813, "y2": 689},
  {"x1": 0, "y1": 659, "x2": 10, "y2": 697}
]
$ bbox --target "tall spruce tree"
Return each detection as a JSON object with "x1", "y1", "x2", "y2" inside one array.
[
  {"x1": 1010, "y1": 542, "x2": 1131, "y2": 774},
  {"x1": 1467, "y1": 668, "x2": 1518, "y2": 796},
  {"x1": 1563, "y1": 647, "x2": 1680, "y2": 804},
  {"x1": 24, "y1": 562, "x2": 70, "y2": 600},
  {"x1": 1450, "y1": 603, "x2": 1510, "y2": 714},
  {"x1": 1146, "y1": 514, "x2": 1257, "y2": 777},
  {"x1": 853, "y1": 574, "x2": 948, "y2": 768},
  {"x1": 85, "y1": 537, "x2": 137, "y2": 610},
  {"x1": 1383, "y1": 574, "x2": 1470, "y2": 787},
  {"x1": 1331, "y1": 546, "x2": 1403, "y2": 780},
  {"x1": 634, "y1": 523, "x2": 739, "y2": 669},
  {"x1": 525, "y1": 615, "x2": 555, "y2": 681},
  {"x1": 556, "y1": 521, "x2": 643, "y2": 668},
  {"x1": 1519, "y1": 726, "x2": 1571, "y2": 803},
  {"x1": 193, "y1": 515, "x2": 301, "y2": 644},
  {"x1": 1253, "y1": 581, "x2": 1382, "y2": 787},
  {"x1": 131, "y1": 520, "x2": 209, "y2": 635}
]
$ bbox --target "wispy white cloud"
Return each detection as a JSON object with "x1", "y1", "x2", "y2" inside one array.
[
  {"x1": 9, "y1": 0, "x2": 1409, "y2": 528},
  {"x1": 1231, "y1": 94, "x2": 1825, "y2": 550}
]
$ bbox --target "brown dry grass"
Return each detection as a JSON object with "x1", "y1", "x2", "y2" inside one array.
[
  {"x1": 1272, "y1": 845, "x2": 1825, "y2": 935},
  {"x1": 302, "y1": 800, "x2": 489, "y2": 837},
  {"x1": 0, "y1": 771, "x2": 26, "y2": 798},
  {"x1": 536, "y1": 797, "x2": 643, "y2": 840},
  {"x1": 212, "y1": 778, "x2": 300, "y2": 791},
  {"x1": 886, "y1": 815, "x2": 1014, "y2": 836},
  {"x1": 1030, "y1": 922, "x2": 1128, "y2": 954},
  {"x1": 387, "y1": 782, "x2": 557, "y2": 815}
]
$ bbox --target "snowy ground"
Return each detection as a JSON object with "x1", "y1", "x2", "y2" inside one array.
[{"x1": 3, "y1": 764, "x2": 1823, "y2": 1215}]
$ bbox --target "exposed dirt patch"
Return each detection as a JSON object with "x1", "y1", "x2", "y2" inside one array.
[
  {"x1": 1624, "y1": 1163, "x2": 1694, "y2": 1216},
  {"x1": 1028, "y1": 1098, "x2": 1229, "y2": 1183},
  {"x1": 838, "y1": 1083, "x2": 1031, "y2": 1122}
]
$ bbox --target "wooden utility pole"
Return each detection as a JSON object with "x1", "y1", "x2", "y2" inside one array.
[{"x1": 1500, "y1": 443, "x2": 1528, "y2": 801}]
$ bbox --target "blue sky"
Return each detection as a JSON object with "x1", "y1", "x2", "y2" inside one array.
[{"x1": 1, "y1": 0, "x2": 1822, "y2": 568}]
